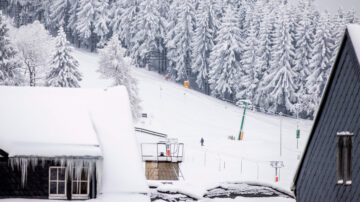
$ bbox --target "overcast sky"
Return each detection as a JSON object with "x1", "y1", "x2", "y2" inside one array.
[{"x1": 313, "y1": 0, "x2": 360, "y2": 15}]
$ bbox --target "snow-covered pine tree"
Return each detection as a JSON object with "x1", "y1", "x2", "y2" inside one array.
[
  {"x1": 191, "y1": 0, "x2": 218, "y2": 95},
  {"x1": 98, "y1": 35, "x2": 141, "y2": 120},
  {"x1": 0, "y1": 11, "x2": 23, "y2": 85},
  {"x1": 46, "y1": 27, "x2": 82, "y2": 87},
  {"x1": 293, "y1": 0, "x2": 315, "y2": 79},
  {"x1": 208, "y1": 5, "x2": 242, "y2": 100},
  {"x1": 156, "y1": 0, "x2": 171, "y2": 73},
  {"x1": 258, "y1": 4, "x2": 297, "y2": 114},
  {"x1": 305, "y1": 12, "x2": 337, "y2": 118},
  {"x1": 329, "y1": 8, "x2": 347, "y2": 69},
  {"x1": 93, "y1": 0, "x2": 109, "y2": 48},
  {"x1": 130, "y1": 0, "x2": 167, "y2": 68},
  {"x1": 252, "y1": 1, "x2": 273, "y2": 110},
  {"x1": 165, "y1": 0, "x2": 181, "y2": 79},
  {"x1": 237, "y1": 3, "x2": 259, "y2": 102},
  {"x1": 345, "y1": 8, "x2": 360, "y2": 24},
  {"x1": 67, "y1": 0, "x2": 80, "y2": 45},
  {"x1": 49, "y1": 0, "x2": 69, "y2": 31},
  {"x1": 292, "y1": 0, "x2": 319, "y2": 116},
  {"x1": 75, "y1": 0, "x2": 96, "y2": 51},
  {"x1": 110, "y1": 0, "x2": 139, "y2": 50},
  {"x1": 7, "y1": 0, "x2": 44, "y2": 27},
  {"x1": 166, "y1": 0, "x2": 195, "y2": 81}
]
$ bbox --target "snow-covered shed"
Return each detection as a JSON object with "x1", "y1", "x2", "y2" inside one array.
[
  {"x1": 0, "y1": 86, "x2": 148, "y2": 200},
  {"x1": 292, "y1": 25, "x2": 360, "y2": 202}
]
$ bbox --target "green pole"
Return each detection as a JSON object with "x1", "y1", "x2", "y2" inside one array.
[{"x1": 238, "y1": 101, "x2": 248, "y2": 140}]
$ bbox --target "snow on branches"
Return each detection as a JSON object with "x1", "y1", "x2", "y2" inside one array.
[
  {"x1": 47, "y1": 27, "x2": 82, "y2": 88},
  {"x1": 98, "y1": 35, "x2": 141, "y2": 120}
]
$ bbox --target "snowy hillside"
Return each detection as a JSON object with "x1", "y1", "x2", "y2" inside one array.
[{"x1": 74, "y1": 49, "x2": 313, "y2": 201}]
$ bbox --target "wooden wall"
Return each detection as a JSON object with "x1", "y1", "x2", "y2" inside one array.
[
  {"x1": 145, "y1": 161, "x2": 179, "y2": 180},
  {"x1": 0, "y1": 158, "x2": 97, "y2": 200}
]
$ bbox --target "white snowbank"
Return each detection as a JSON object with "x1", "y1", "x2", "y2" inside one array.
[{"x1": 199, "y1": 197, "x2": 294, "y2": 202}]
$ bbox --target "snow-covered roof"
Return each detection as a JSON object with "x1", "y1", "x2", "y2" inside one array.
[
  {"x1": 0, "y1": 86, "x2": 101, "y2": 157},
  {"x1": 347, "y1": 24, "x2": 360, "y2": 61},
  {"x1": 0, "y1": 86, "x2": 148, "y2": 194}
]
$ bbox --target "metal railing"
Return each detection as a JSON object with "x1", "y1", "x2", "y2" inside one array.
[
  {"x1": 141, "y1": 142, "x2": 184, "y2": 162},
  {"x1": 135, "y1": 127, "x2": 168, "y2": 138}
]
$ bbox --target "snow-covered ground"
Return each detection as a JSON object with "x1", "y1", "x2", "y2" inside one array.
[{"x1": 73, "y1": 49, "x2": 313, "y2": 201}]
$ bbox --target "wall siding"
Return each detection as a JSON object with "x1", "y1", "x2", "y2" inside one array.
[
  {"x1": 0, "y1": 158, "x2": 97, "y2": 199},
  {"x1": 296, "y1": 34, "x2": 360, "y2": 202}
]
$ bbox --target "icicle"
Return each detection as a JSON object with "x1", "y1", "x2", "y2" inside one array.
[
  {"x1": 96, "y1": 159, "x2": 103, "y2": 194},
  {"x1": 9, "y1": 156, "x2": 102, "y2": 192}
]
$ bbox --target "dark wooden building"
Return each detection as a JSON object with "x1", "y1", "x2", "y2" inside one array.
[{"x1": 292, "y1": 25, "x2": 360, "y2": 201}]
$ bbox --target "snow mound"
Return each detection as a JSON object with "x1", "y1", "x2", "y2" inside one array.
[{"x1": 204, "y1": 182, "x2": 293, "y2": 199}]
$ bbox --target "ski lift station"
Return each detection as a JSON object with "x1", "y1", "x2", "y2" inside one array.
[
  {"x1": 140, "y1": 137, "x2": 184, "y2": 181},
  {"x1": 0, "y1": 86, "x2": 148, "y2": 200}
]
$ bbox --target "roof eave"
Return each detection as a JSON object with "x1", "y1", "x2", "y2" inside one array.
[{"x1": 0, "y1": 149, "x2": 8, "y2": 158}]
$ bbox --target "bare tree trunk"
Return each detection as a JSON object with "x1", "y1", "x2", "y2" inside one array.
[{"x1": 29, "y1": 69, "x2": 36, "y2": 86}]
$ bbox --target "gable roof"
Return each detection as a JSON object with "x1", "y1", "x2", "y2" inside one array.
[{"x1": 292, "y1": 24, "x2": 360, "y2": 191}]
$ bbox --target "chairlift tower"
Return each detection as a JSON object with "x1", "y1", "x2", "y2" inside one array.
[
  {"x1": 238, "y1": 100, "x2": 251, "y2": 141},
  {"x1": 270, "y1": 161, "x2": 284, "y2": 182}
]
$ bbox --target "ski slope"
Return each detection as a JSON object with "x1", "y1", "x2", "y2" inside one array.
[{"x1": 74, "y1": 48, "x2": 314, "y2": 201}]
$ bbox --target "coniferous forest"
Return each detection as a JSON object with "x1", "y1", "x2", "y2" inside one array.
[{"x1": 0, "y1": 0, "x2": 358, "y2": 119}]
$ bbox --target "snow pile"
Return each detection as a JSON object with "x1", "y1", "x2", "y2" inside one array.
[{"x1": 204, "y1": 183, "x2": 293, "y2": 199}]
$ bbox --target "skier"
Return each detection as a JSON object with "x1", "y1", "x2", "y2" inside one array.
[{"x1": 200, "y1": 137, "x2": 204, "y2": 146}]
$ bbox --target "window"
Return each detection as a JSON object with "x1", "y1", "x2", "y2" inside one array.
[
  {"x1": 71, "y1": 168, "x2": 90, "y2": 199},
  {"x1": 49, "y1": 167, "x2": 67, "y2": 199},
  {"x1": 337, "y1": 132, "x2": 353, "y2": 186}
]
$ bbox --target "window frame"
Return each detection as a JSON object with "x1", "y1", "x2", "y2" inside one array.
[
  {"x1": 344, "y1": 135, "x2": 353, "y2": 185},
  {"x1": 71, "y1": 168, "x2": 91, "y2": 200},
  {"x1": 336, "y1": 132, "x2": 353, "y2": 186},
  {"x1": 337, "y1": 136, "x2": 344, "y2": 184},
  {"x1": 48, "y1": 166, "x2": 67, "y2": 200}
]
